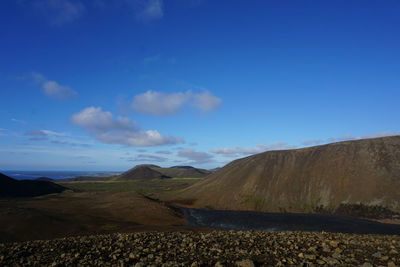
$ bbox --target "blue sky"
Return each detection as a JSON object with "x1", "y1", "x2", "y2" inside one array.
[{"x1": 1, "y1": 0, "x2": 399, "y2": 171}]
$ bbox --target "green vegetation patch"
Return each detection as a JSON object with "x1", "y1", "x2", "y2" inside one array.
[
  {"x1": 309, "y1": 202, "x2": 400, "y2": 219},
  {"x1": 241, "y1": 194, "x2": 266, "y2": 210},
  {"x1": 58, "y1": 178, "x2": 202, "y2": 200},
  {"x1": 101, "y1": 224, "x2": 120, "y2": 231},
  {"x1": 334, "y1": 203, "x2": 400, "y2": 219}
]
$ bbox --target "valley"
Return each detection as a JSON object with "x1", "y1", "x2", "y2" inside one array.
[{"x1": 1, "y1": 137, "x2": 400, "y2": 266}]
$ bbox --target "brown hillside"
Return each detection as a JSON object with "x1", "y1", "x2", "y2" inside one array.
[
  {"x1": 178, "y1": 136, "x2": 400, "y2": 212},
  {"x1": 0, "y1": 191, "x2": 185, "y2": 242}
]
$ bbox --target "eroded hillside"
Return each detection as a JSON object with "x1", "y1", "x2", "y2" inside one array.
[{"x1": 178, "y1": 136, "x2": 400, "y2": 213}]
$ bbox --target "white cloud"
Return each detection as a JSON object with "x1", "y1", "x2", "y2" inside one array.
[
  {"x1": 28, "y1": 0, "x2": 85, "y2": 25},
  {"x1": 71, "y1": 106, "x2": 184, "y2": 146},
  {"x1": 212, "y1": 142, "x2": 296, "y2": 157},
  {"x1": 132, "y1": 90, "x2": 191, "y2": 115},
  {"x1": 132, "y1": 90, "x2": 221, "y2": 116},
  {"x1": 191, "y1": 91, "x2": 221, "y2": 112},
  {"x1": 32, "y1": 72, "x2": 77, "y2": 100},
  {"x1": 177, "y1": 149, "x2": 214, "y2": 164}
]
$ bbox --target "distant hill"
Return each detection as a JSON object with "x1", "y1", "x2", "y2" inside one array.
[
  {"x1": 117, "y1": 165, "x2": 170, "y2": 180},
  {"x1": 178, "y1": 136, "x2": 400, "y2": 213},
  {"x1": 0, "y1": 173, "x2": 67, "y2": 198},
  {"x1": 116, "y1": 164, "x2": 211, "y2": 180},
  {"x1": 152, "y1": 166, "x2": 211, "y2": 178}
]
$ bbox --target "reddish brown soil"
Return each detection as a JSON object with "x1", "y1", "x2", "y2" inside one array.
[{"x1": 0, "y1": 191, "x2": 199, "y2": 243}]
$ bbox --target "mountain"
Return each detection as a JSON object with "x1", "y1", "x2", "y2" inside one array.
[
  {"x1": 178, "y1": 136, "x2": 400, "y2": 213},
  {"x1": 117, "y1": 165, "x2": 170, "y2": 180},
  {"x1": 152, "y1": 166, "x2": 211, "y2": 178},
  {"x1": 116, "y1": 164, "x2": 211, "y2": 180},
  {"x1": 0, "y1": 173, "x2": 67, "y2": 198}
]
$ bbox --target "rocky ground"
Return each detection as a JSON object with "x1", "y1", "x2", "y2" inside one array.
[{"x1": 0, "y1": 231, "x2": 399, "y2": 267}]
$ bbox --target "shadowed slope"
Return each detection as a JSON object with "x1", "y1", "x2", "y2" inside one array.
[
  {"x1": 178, "y1": 136, "x2": 400, "y2": 213},
  {"x1": 0, "y1": 173, "x2": 67, "y2": 198}
]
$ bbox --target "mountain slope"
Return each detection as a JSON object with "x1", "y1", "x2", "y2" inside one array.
[
  {"x1": 0, "y1": 173, "x2": 67, "y2": 198},
  {"x1": 178, "y1": 136, "x2": 400, "y2": 212}
]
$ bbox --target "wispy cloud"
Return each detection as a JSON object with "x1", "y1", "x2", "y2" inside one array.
[
  {"x1": 302, "y1": 131, "x2": 400, "y2": 146},
  {"x1": 213, "y1": 132, "x2": 400, "y2": 158},
  {"x1": 23, "y1": 129, "x2": 92, "y2": 147},
  {"x1": 122, "y1": 153, "x2": 167, "y2": 162},
  {"x1": 25, "y1": 129, "x2": 68, "y2": 137},
  {"x1": 0, "y1": 128, "x2": 8, "y2": 136},
  {"x1": 177, "y1": 149, "x2": 214, "y2": 164},
  {"x1": 155, "y1": 150, "x2": 172, "y2": 155},
  {"x1": 32, "y1": 72, "x2": 77, "y2": 100},
  {"x1": 25, "y1": 129, "x2": 67, "y2": 141},
  {"x1": 11, "y1": 118, "x2": 27, "y2": 125},
  {"x1": 132, "y1": 90, "x2": 221, "y2": 116},
  {"x1": 50, "y1": 140, "x2": 91, "y2": 148},
  {"x1": 19, "y1": 0, "x2": 204, "y2": 25},
  {"x1": 301, "y1": 139, "x2": 324, "y2": 146},
  {"x1": 71, "y1": 106, "x2": 184, "y2": 146},
  {"x1": 127, "y1": 0, "x2": 164, "y2": 22},
  {"x1": 23, "y1": 0, "x2": 85, "y2": 25},
  {"x1": 211, "y1": 142, "x2": 297, "y2": 157},
  {"x1": 143, "y1": 55, "x2": 161, "y2": 64}
]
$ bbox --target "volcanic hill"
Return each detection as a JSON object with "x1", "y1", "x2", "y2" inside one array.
[
  {"x1": 178, "y1": 136, "x2": 400, "y2": 213},
  {"x1": 0, "y1": 173, "x2": 67, "y2": 198},
  {"x1": 116, "y1": 164, "x2": 211, "y2": 180}
]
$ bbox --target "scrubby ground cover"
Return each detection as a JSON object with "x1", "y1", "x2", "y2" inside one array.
[{"x1": 58, "y1": 178, "x2": 202, "y2": 199}]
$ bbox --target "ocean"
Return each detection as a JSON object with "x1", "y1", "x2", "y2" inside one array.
[{"x1": 1, "y1": 170, "x2": 120, "y2": 180}]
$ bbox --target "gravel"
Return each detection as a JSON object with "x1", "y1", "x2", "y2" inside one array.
[{"x1": 0, "y1": 231, "x2": 399, "y2": 266}]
